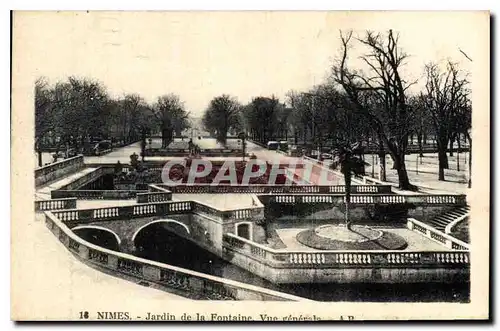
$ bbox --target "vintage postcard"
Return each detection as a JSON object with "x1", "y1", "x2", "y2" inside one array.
[{"x1": 11, "y1": 11, "x2": 490, "y2": 321}]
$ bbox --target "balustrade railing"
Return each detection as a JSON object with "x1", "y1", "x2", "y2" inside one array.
[
  {"x1": 145, "y1": 148, "x2": 244, "y2": 157},
  {"x1": 445, "y1": 214, "x2": 470, "y2": 235},
  {"x1": 52, "y1": 200, "x2": 195, "y2": 223},
  {"x1": 51, "y1": 189, "x2": 145, "y2": 200},
  {"x1": 44, "y1": 212, "x2": 301, "y2": 301},
  {"x1": 136, "y1": 192, "x2": 173, "y2": 204},
  {"x1": 35, "y1": 198, "x2": 77, "y2": 211},
  {"x1": 117, "y1": 258, "x2": 143, "y2": 276},
  {"x1": 167, "y1": 201, "x2": 192, "y2": 213},
  {"x1": 159, "y1": 184, "x2": 392, "y2": 194},
  {"x1": 407, "y1": 218, "x2": 470, "y2": 250},
  {"x1": 88, "y1": 247, "x2": 109, "y2": 264},
  {"x1": 49, "y1": 197, "x2": 261, "y2": 225},
  {"x1": 223, "y1": 233, "x2": 470, "y2": 268},
  {"x1": 228, "y1": 208, "x2": 256, "y2": 220},
  {"x1": 267, "y1": 194, "x2": 466, "y2": 206}
]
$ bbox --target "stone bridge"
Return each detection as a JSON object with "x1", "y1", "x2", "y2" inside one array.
[
  {"x1": 70, "y1": 214, "x2": 193, "y2": 253},
  {"x1": 55, "y1": 201, "x2": 266, "y2": 256}
]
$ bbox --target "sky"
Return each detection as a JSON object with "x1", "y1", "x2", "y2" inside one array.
[{"x1": 14, "y1": 11, "x2": 487, "y2": 116}]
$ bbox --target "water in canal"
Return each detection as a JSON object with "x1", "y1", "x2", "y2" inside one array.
[{"x1": 133, "y1": 224, "x2": 470, "y2": 302}]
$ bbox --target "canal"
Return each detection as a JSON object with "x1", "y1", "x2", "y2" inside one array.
[{"x1": 133, "y1": 224, "x2": 470, "y2": 302}]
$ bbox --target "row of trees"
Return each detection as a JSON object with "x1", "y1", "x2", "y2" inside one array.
[
  {"x1": 201, "y1": 30, "x2": 472, "y2": 189},
  {"x1": 35, "y1": 77, "x2": 190, "y2": 166},
  {"x1": 202, "y1": 95, "x2": 289, "y2": 146}
]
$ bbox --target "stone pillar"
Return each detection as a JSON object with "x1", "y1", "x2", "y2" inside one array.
[
  {"x1": 142, "y1": 265, "x2": 160, "y2": 282},
  {"x1": 79, "y1": 245, "x2": 90, "y2": 260},
  {"x1": 108, "y1": 254, "x2": 119, "y2": 270},
  {"x1": 189, "y1": 277, "x2": 203, "y2": 292},
  {"x1": 407, "y1": 219, "x2": 414, "y2": 230}
]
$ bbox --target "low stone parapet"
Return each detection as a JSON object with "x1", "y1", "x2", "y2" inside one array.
[
  {"x1": 136, "y1": 191, "x2": 173, "y2": 204},
  {"x1": 51, "y1": 189, "x2": 146, "y2": 200},
  {"x1": 407, "y1": 218, "x2": 470, "y2": 250},
  {"x1": 45, "y1": 212, "x2": 303, "y2": 301},
  {"x1": 51, "y1": 199, "x2": 264, "y2": 226},
  {"x1": 222, "y1": 233, "x2": 470, "y2": 284},
  {"x1": 159, "y1": 184, "x2": 393, "y2": 194},
  {"x1": 35, "y1": 198, "x2": 77, "y2": 212},
  {"x1": 144, "y1": 148, "x2": 245, "y2": 157},
  {"x1": 35, "y1": 155, "x2": 85, "y2": 187},
  {"x1": 265, "y1": 193, "x2": 467, "y2": 206}
]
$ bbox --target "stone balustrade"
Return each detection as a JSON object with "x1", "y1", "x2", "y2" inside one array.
[
  {"x1": 267, "y1": 194, "x2": 467, "y2": 206},
  {"x1": 160, "y1": 184, "x2": 392, "y2": 194},
  {"x1": 223, "y1": 233, "x2": 470, "y2": 268},
  {"x1": 136, "y1": 192, "x2": 173, "y2": 204},
  {"x1": 51, "y1": 189, "x2": 146, "y2": 200},
  {"x1": 407, "y1": 218, "x2": 470, "y2": 250},
  {"x1": 228, "y1": 208, "x2": 254, "y2": 220},
  {"x1": 145, "y1": 148, "x2": 245, "y2": 157},
  {"x1": 445, "y1": 214, "x2": 470, "y2": 235},
  {"x1": 51, "y1": 199, "x2": 263, "y2": 225},
  {"x1": 46, "y1": 191, "x2": 460, "y2": 225},
  {"x1": 44, "y1": 212, "x2": 302, "y2": 301},
  {"x1": 35, "y1": 155, "x2": 85, "y2": 187},
  {"x1": 52, "y1": 201, "x2": 192, "y2": 223},
  {"x1": 35, "y1": 198, "x2": 77, "y2": 212}
]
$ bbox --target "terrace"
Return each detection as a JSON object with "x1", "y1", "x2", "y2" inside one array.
[{"x1": 34, "y1": 144, "x2": 470, "y2": 300}]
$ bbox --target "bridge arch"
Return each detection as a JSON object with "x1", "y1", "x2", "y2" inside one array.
[
  {"x1": 72, "y1": 225, "x2": 121, "y2": 251},
  {"x1": 131, "y1": 219, "x2": 191, "y2": 243}
]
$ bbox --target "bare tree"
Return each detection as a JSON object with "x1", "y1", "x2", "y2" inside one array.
[
  {"x1": 332, "y1": 30, "x2": 417, "y2": 190},
  {"x1": 422, "y1": 61, "x2": 469, "y2": 181},
  {"x1": 120, "y1": 94, "x2": 143, "y2": 142},
  {"x1": 35, "y1": 77, "x2": 54, "y2": 166}
]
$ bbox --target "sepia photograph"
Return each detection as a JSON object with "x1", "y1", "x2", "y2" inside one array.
[{"x1": 10, "y1": 10, "x2": 490, "y2": 321}]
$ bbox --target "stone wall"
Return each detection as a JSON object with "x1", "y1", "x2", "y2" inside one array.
[
  {"x1": 46, "y1": 212, "x2": 301, "y2": 301},
  {"x1": 222, "y1": 239, "x2": 470, "y2": 284},
  {"x1": 35, "y1": 155, "x2": 85, "y2": 187}
]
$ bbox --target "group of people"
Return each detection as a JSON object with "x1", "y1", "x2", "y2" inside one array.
[{"x1": 188, "y1": 139, "x2": 201, "y2": 157}]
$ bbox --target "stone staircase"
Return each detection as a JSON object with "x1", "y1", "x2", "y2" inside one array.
[{"x1": 426, "y1": 206, "x2": 470, "y2": 232}]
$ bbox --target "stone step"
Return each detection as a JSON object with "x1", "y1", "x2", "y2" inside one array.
[
  {"x1": 429, "y1": 221, "x2": 450, "y2": 229},
  {"x1": 423, "y1": 205, "x2": 471, "y2": 231},
  {"x1": 448, "y1": 211, "x2": 466, "y2": 217},
  {"x1": 433, "y1": 216, "x2": 454, "y2": 223}
]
